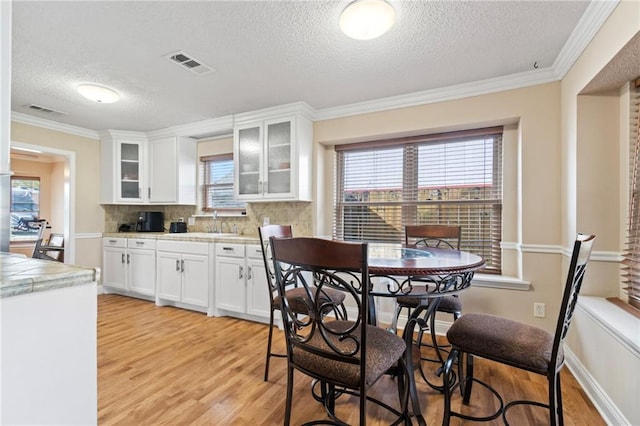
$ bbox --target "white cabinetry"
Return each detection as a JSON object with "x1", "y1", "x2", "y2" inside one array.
[
  {"x1": 234, "y1": 114, "x2": 312, "y2": 201},
  {"x1": 100, "y1": 131, "x2": 197, "y2": 205},
  {"x1": 147, "y1": 136, "x2": 197, "y2": 204},
  {"x1": 102, "y1": 237, "x2": 156, "y2": 298},
  {"x1": 215, "y1": 243, "x2": 270, "y2": 322},
  {"x1": 156, "y1": 240, "x2": 210, "y2": 313},
  {"x1": 100, "y1": 131, "x2": 148, "y2": 203}
]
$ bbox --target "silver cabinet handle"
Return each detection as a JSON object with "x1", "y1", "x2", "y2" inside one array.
[
  {"x1": 138, "y1": 187, "x2": 141, "y2": 198},
  {"x1": 181, "y1": 259, "x2": 185, "y2": 273},
  {"x1": 239, "y1": 266, "x2": 244, "y2": 279},
  {"x1": 247, "y1": 266, "x2": 252, "y2": 280},
  {"x1": 121, "y1": 253, "x2": 125, "y2": 264},
  {"x1": 176, "y1": 259, "x2": 180, "y2": 272},
  {"x1": 109, "y1": 239, "x2": 117, "y2": 243},
  {"x1": 126, "y1": 254, "x2": 130, "y2": 264},
  {"x1": 136, "y1": 241, "x2": 144, "y2": 245},
  {"x1": 148, "y1": 187, "x2": 151, "y2": 199}
]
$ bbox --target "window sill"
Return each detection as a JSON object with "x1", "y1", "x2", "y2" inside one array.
[
  {"x1": 577, "y1": 296, "x2": 640, "y2": 357},
  {"x1": 471, "y1": 273, "x2": 531, "y2": 290}
]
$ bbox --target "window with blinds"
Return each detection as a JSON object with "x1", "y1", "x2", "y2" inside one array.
[
  {"x1": 623, "y1": 79, "x2": 640, "y2": 310},
  {"x1": 334, "y1": 127, "x2": 503, "y2": 273},
  {"x1": 200, "y1": 154, "x2": 246, "y2": 211}
]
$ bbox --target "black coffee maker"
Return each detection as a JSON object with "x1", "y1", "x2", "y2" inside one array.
[{"x1": 136, "y1": 212, "x2": 164, "y2": 232}]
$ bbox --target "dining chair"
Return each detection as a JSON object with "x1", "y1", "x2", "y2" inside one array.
[
  {"x1": 258, "y1": 225, "x2": 347, "y2": 382},
  {"x1": 442, "y1": 234, "x2": 596, "y2": 426},
  {"x1": 390, "y1": 225, "x2": 463, "y2": 361},
  {"x1": 270, "y1": 236, "x2": 411, "y2": 425}
]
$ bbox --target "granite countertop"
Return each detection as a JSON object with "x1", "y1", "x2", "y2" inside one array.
[
  {"x1": 103, "y1": 232, "x2": 260, "y2": 244},
  {"x1": 0, "y1": 253, "x2": 100, "y2": 298}
]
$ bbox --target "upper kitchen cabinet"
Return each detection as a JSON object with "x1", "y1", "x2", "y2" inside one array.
[
  {"x1": 147, "y1": 136, "x2": 196, "y2": 204},
  {"x1": 100, "y1": 130, "x2": 197, "y2": 205},
  {"x1": 234, "y1": 114, "x2": 312, "y2": 201},
  {"x1": 100, "y1": 130, "x2": 148, "y2": 204}
]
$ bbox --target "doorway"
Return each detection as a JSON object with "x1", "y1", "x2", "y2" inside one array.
[{"x1": 9, "y1": 143, "x2": 75, "y2": 263}]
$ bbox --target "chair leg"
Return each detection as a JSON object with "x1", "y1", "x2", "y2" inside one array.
[
  {"x1": 556, "y1": 372, "x2": 564, "y2": 426},
  {"x1": 442, "y1": 348, "x2": 459, "y2": 426},
  {"x1": 549, "y1": 371, "x2": 563, "y2": 426},
  {"x1": 462, "y1": 352, "x2": 474, "y2": 404},
  {"x1": 389, "y1": 300, "x2": 403, "y2": 333},
  {"x1": 264, "y1": 307, "x2": 276, "y2": 381},
  {"x1": 284, "y1": 365, "x2": 294, "y2": 426}
]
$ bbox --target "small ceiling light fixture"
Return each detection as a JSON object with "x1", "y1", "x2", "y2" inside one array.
[
  {"x1": 339, "y1": 0, "x2": 395, "y2": 40},
  {"x1": 77, "y1": 83, "x2": 120, "y2": 103}
]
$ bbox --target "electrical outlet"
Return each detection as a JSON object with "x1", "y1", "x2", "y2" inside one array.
[
  {"x1": 534, "y1": 302, "x2": 546, "y2": 318},
  {"x1": 187, "y1": 217, "x2": 195, "y2": 226},
  {"x1": 263, "y1": 217, "x2": 270, "y2": 226}
]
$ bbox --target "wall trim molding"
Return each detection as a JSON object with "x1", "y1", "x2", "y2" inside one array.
[
  {"x1": 552, "y1": 0, "x2": 620, "y2": 79},
  {"x1": 11, "y1": 112, "x2": 99, "y2": 140},
  {"x1": 565, "y1": 346, "x2": 631, "y2": 426},
  {"x1": 75, "y1": 233, "x2": 103, "y2": 239}
]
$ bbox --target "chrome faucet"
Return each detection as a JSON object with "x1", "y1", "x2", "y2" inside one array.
[{"x1": 210, "y1": 211, "x2": 218, "y2": 233}]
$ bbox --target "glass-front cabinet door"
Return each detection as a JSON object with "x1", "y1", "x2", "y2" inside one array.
[
  {"x1": 264, "y1": 119, "x2": 292, "y2": 197},
  {"x1": 236, "y1": 125, "x2": 262, "y2": 197},
  {"x1": 118, "y1": 141, "x2": 143, "y2": 201}
]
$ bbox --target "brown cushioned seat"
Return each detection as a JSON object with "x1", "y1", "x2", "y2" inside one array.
[
  {"x1": 447, "y1": 312, "x2": 561, "y2": 375},
  {"x1": 396, "y1": 292, "x2": 462, "y2": 313},
  {"x1": 273, "y1": 286, "x2": 346, "y2": 314},
  {"x1": 292, "y1": 320, "x2": 406, "y2": 388}
]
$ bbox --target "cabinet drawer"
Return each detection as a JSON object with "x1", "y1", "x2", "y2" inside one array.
[
  {"x1": 157, "y1": 240, "x2": 209, "y2": 255},
  {"x1": 246, "y1": 244, "x2": 263, "y2": 259},
  {"x1": 103, "y1": 237, "x2": 126, "y2": 248},
  {"x1": 215, "y1": 243, "x2": 245, "y2": 258},
  {"x1": 128, "y1": 238, "x2": 156, "y2": 250}
]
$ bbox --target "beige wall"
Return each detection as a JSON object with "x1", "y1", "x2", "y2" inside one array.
[
  {"x1": 11, "y1": 122, "x2": 103, "y2": 268},
  {"x1": 314, "y1": 82, "x2": 564, "y2": 329},
  {"x1": 560, "y1": 3, "x2": 640, "y2": 424}
]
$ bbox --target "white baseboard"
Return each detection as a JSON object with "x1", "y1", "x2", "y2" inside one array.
[{"x1": 564, "y1": 346, "x2": 631, "y2": 426}]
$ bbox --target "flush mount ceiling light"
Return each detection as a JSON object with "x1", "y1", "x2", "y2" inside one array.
[
  {"x1": 77, "y1": 83, "x2": 120, "y2": 103},
  {"x1": 339, "y1": 0, "x2": 395, "y2": 40}
]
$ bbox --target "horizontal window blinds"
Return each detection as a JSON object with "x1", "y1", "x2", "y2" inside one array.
[
  {"x1": 623, "y1": 80, "x2": 640, "y2": 310},
  {"x1": 334, "y1": 128, "x2": 503, "y2": 273},
  {"x1": 200, "y1": 154, "x2": 246, "y2": 210}
]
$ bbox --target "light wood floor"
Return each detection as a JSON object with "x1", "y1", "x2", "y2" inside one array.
[{"x1": 98, "y1": 294, "x2": 604, "y2": 425}]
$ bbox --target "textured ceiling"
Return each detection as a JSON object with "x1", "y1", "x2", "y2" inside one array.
[{"x1": 11, "y1": 0, "x2": 593, "y2": 133}]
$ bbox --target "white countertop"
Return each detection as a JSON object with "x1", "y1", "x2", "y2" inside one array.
[{"x1": 103, "y1": 232, "x2": 260, "y2": 244}]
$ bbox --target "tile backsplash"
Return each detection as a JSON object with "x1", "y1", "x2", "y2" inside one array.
[{"x1": 103, "y1": 202, "x2": 313, "y2": 237}]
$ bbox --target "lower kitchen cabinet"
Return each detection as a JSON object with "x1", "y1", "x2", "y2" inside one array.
[
  {"x1": 102, "y1": 237, "x2": 156, "y2": 298},
  {"x1": 156, "y1": 240, "x2": 210, "y2": 312},
  {"x1": 215, "y1": 243, "x2": 270, "y2": 322}
]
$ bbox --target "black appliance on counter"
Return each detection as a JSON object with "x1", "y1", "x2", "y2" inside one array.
[
  {"x1": 169, "y1": 221, "x2": 187, "y2": 233},
  {"x1": 136, "y1": 211, "x2": 164, "y2": 232}
]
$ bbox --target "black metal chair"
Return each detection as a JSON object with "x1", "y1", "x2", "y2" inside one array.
[
  {"x1": 270, "y1": 237, "x2": 411, "y2": 425},
  {"x1": 442, "y1": 234, "x2": 596, "y2": 426},
  {"x1": 258, "y1": 225, "x2": 347, "y2": 382},
  {"x1": 31, "y1": 220, "x2": 65, "y2": 262},
  {"x1": 389, "y1": 224, "x2": 463, "y2": 377}
]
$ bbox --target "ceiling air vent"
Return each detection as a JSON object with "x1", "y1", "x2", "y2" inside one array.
[
  {"x1": 25, "y1": 104, "x2": 68, "y2": 115},
  {"x1": 166, "y1": 51, "x2": 215, "y2": 75}
]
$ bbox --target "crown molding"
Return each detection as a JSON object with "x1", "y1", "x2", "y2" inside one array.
[
  {"x1": 97, "y1": 129, "x2": 148, "y2": 142},
  {"x1": 147, "y1": 115, "x2": 234, "y2": 140},
  {"x1": 552, "y1": 0, "x2": 620, "y2": 79},
  {"x1": 233, "y1": 101, "x2": 315, "y2": 125},
  {"x1": 11, "y1": 111, "x2": 99, "y2": 140},
  {"x1": 313, "y1": 67, "x2": 559, "y2": 121}
]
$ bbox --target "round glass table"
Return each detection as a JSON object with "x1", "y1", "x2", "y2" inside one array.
[{"x1": 365, "y1": 243, "x2": 485, "y2": 425}]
